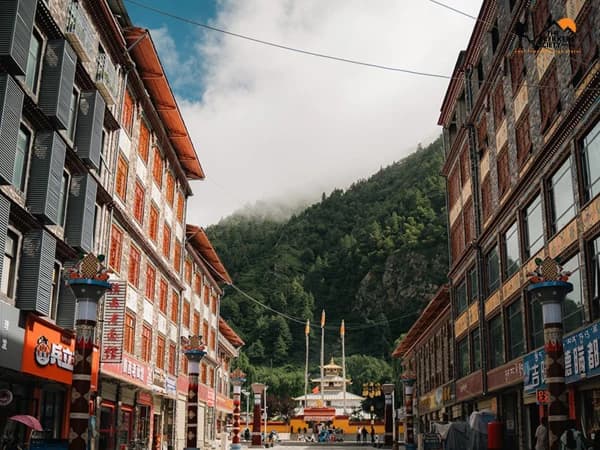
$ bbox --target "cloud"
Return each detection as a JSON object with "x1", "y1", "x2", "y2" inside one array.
[{"x1": 151, "y1": 0, "x2": 481, "y2": 225}]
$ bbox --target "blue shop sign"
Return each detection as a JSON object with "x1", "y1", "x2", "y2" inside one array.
[
  {"x1": 523, "y1": 348, "x2": 546, "y2": 393},
  {"x1": 563, "y1": 322, "x2": 600, "y2": 384}
]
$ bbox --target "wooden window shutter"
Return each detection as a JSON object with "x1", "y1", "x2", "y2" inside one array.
[
  {"x1": 493, "y1": 82, "x2": 505, "y2": 126},
  {"x1": 16, "y1": 229, "x2": 56, "y2": 315},
  {"x1": 0, "y1": 0, "x2": 37, "y2": 75},
  {"x1": 145, "y1": 264, "x2": 155, "y2": 301},
  {"x1": 39, "y1": 40, "x2": 77, "y2": 129},
  {"x1": 497, "y1": 147, "x2": 510, "y2": 196},
  {"x1": 159, "y1": 279, "x2": 168, "y2": 313},
  {"x1": 570, "y1": 5, "x2": 598, "y2": 86},
  {"x1": 133, "y1": 181, "x2": 144, "y2": 224},
  {"x1": 174, "y1": 240, "x2": 181, "y2": 273},
  {"x1": 193, "y1": 312, "x2": 200, "y2": 334},
  {"x1": 460, "y1": 146, "x2": 470, "y2": 186},
  {"x1": 26, "y1": 131, "x2": 67, "y2": 224},
  {"x1": 163, "y1": 224, "x2": 171, "y2": 258},
  {"x1": 183, "y1": 301, "x2": 190, "y2": 328},
  {"x1": 448, "y1": 165, "x2": 460, "y2": 208},
  {"x1": 138, "y1": 121, "x2": 150, "y2": 162},
  {"x1": 532, "y1": 0, "x2": 550, "y2": 39},
  {"x1": 75, "y1": 91, "x2": 105, "y2": 170},
  {"x1": 481, "y1": 176, "x2": 492, "y2": 222},
  {"x1": 450, "y1": 218, "x2": 464, "y2": 263},
  {"x1": 122, "y1": 90, "x2": 134, "y2": 133},
  {"x1": 109, "y1": 225, "x2": 123, "y2": 272},
  {"x1": 149, "y1": 204, "x2": 159, "y2": 241},
  {"x1": 477, "y1": 114, "x2": 488, "y2": 150},
  {"x1": 153, "y1": 148, "x2": 163, "y2": 186},
  {"x1": 516, "y1": 112, "x2": 532, "y2": 168},
  {"x1": 185, "y1": 259, "x2": 192, "y2": 284},
  {"x1": 0, "y1": 74, "x2": 23, "y2": 185},
  {"x1": 540, "y1": 66, "x2": 559, "y2": 131},
  {"x1": 128, "y1": 245, "x2": 140, "y2": 287},
  {"x1": 56, "y1": 270, "x2": 77, "y2": 330},
  {"x1": 0, "y1": 194, "x2": 10, "y2": 285},
  {"x1": 464, "y1": 199, "x2": 474, "y2": 245},
  {"x1": 194, "y1": 273, "x2": 201, "y2": 294},
  {"x1": 177, "y1": 192, "x2": 184, "y2": 222},
  {"x1": 171, "y1": 290, "x2": 179, "y2": 322},
  {"x1": 64, "y1": 174, "x2": 98, "y2": 253},
  {"x1": 510, "y1": 48, "x2": 525, "y2": 94},
  {"x1": 166, "y1": 172, "x2": 175, "y2": 206},
  {"x1": 115, "y1": 154, "x2": 128, "y2": 200}
]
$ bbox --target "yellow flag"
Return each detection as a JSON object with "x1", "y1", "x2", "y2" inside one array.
[
  {"x1": 321, "y1": 310, "x2": 326, "y2": 328},
  {"x1": 305, "y1": 319, "x2": 310, "y2": 336},
  {"x1": 340, "y1": 320, "x2": 345, "y2": 336}
]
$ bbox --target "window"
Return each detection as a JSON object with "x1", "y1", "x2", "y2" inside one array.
[
  {"x1": 468, "y1": 267, "x2": 478, "y2": 304},
  {"x1": 159, "y1": 278, "x2": 168, "y2": 314},
  {"x1": 516, "y1": 112, "x2": 532, "y2": 168},
  {"x1": 209, "y1": 329, "x2": 216, "y2": 351},
  {"x1": 457, "y1": 338, "x2": 469, "y2": 378},
  {"x1": 539, "y1": 65, "x2": 560, "y2": 131},
  {"x1": 1, "y1": 230, "x2": 19, "y2": 298},
  {"x1": 49, "y1": 262, "x2": 61, "y2": 320},
  {"x1": 563, "y1": 254, "x2": 583, "y2": 333},
  {"x1": 162, "y1": 224, "x2": 171, "y2": 259},
  {"x1": 177, "y1": 192, "x2": 185, "y2": 223},
  {"x1": 471, "y1": 329, "x2": 481, "y2": 370},
  {"x1": 204, "y1": 285, "x2": 210, "y2": 305},
  {"x1": 99, "y1": 130, "x2": 108, "y2": 178},
  {"x1": 503, "y1": 222, "x2": 520, "y2": 278},
  {"x1": 455, "y1": 280, "x2": 468, "y2": 315},
  {"x1": 128, "y1": 245, "x2": 141, "y2": 288},
  {"x1": 581, "y1": 121, "x2": 600, "y2": 202},
  {"x1": 67, "y1": 89, "x2": 79, "y2": 141},
  {"x1": 203, "y1": 321, "x2": 209, "y2": 343},
  {"x1": 481, "y1": 176, "x2": 492, "y2": 223},
  {"x1": 493, "y1": 81, "x2": 505, "y2": 126},
  {"x1": 477, "y1": 114, "x2": 488, "y2": 150},
  {"x1": 448, "y1": 166, "x2": 460, "y2": 208},
  {"x1": 497, "y1": 147, "x2": 510, "y2": 196},
  {"x1": 24, "y1": 29, "x2": 43, "y2": 93},
  {"x1": 174, "y1": 240, "x2": 182, "y2": 273},
  {"x1": 156, "y1": 335, "x2": 166, "y2": 369},
  {"x1": 152, "y1": 149, "x2": 163, "y2": 187},
  {"x1": 549, "y1": 158, "x2": 575, "y2": 234},
  {"x1": 170, "y1": 290, "x2": 179, "y2": 322},
  {"x1": 109, "y1": 225, "x2": 123, "y2": 272},
  {"x1": 570, "y1": 3, "x2": 598, "y2": 86},
  {"x1": 166, "y1": 172, "x2": 175, "y2": 206},
  {"x1": 485, "y1": 246, "x2": 500, "y2": 296},
  {"x1": 185, "y1": 260, "x2": 192, "y2": 285},
  {"x1": 57, "y1": 171, "x2": 70, "y2": 227},
  {"x1": 183, "y1": 300, "x2": 190, "y2": 328},
  {"x1": 133, "y1": 181, "x2": 144, "y2": 224},
  {"x1": 510, "y1": 47, "x2": 525, "y2": 94},
  {"x1": 149, "y1": 204, "x2": 159, "y2": 242},
  {"x1": 523, "y1": 195, "x2": 544, "y2": 258},
  {"x1": 141, "y1": 324, "x2": 152, "y2": 362},
  {"x1": 122, "y1": 90, "x2": 134, "y2": 134},
  {"x1": 194, "y1": 273, "x2": 201, "y2": 295},
  {"x1": 14, "y1": 125, "x2": 31, "y2": 192},
  {"x1": 138, "y1": 121, "x2": 150, "y2": 162},
  {"x1": 532, "y1": 0, "x2": 550, "y2": 39},
  {"x1": 488, "y1": 314, "x2": 505, "y2": 368},
  {"x1": 450, "y1": 218, "x2": 464, "y2": 263},
  {"x1": 491, "y1": 19, "x2": 500, "y2": 54},
  {"x1": 211, "y1": 296, "x2": 217, "y2": 314},
  {"x1": 115, "y1": 154, "x2": 128, "y2": 201},
  {"x1": 507, "y1": 300, "x2": 524, "y2": 360},
  {"x1": 124, "y1": 312, "x2": 135, "y2": 353},
  {"x1": 201, "y1": 364, "x2": 207, "y2": 384},
  {"x1": 464, "y1": 200, "x2": 474, "y2": 246},
  {"x1": 145, "y1": 264, "x2": 156, "y2": 301},
  {"x1": 460, "y1": 146, "x2": 470, "y2": 186},
  {"x1": 193, "y1": 312, "x2": 200, "y2": 335},
  {"x1": 168, "y1": 342, "x2": 176, "y2": 375}
]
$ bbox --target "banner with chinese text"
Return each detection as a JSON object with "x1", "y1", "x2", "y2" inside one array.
[{"x1": 101, "y1": 281, "x2": 126, "y2": 363}]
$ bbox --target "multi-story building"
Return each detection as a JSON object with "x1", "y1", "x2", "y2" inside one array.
[
  {"x1": 0, "y1": 0, "x2": 124, "y2": 445},
  {"x1": 0, "y1": 1, "x2": 243, "y2": 450},
  {"x1": 392, "y1": 287, "x2": 454, "y2": 431},
  {"x1": 438, "y1": 0, "x2": 599, "y2": 448}
]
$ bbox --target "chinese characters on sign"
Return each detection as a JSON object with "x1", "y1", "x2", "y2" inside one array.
[
  {"x1": 523, "y1": 323, "x2": 600, "y2": 390},
  {"x1": 101, "y1": 281, "x2": 126, "y2": 363},
  {"x1": 122, "y1": 357, "x2": 147, "y2": 383}
]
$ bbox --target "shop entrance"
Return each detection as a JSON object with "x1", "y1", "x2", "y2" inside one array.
[
  {"x1": 99, "y1": 402, "x2": 115, "y2": 450},
  {"x1": 501, "y1": 392, "x2": 518, "y2": 449}
]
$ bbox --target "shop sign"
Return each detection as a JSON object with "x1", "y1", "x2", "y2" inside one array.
[
  {"x1": 153, "y1": 368, "x2": 165, "y2": 390},
  {"x1": 100, "y1": 281, "x2": 126, "y2": 363},
  {"x1": 563, "y1": 322, "x2": 600, "y2": 384},
  {"x1": 536, "y1": 390, "x2": 549, "y2": 404},
  {"x1": 101, "y1": 354, "x2": 150, "y2": 388},
  {"x1": 137, "y1": 391, "x2": 153, "y2": 405},
  {"x1": 487, "y1": 359, "x2": 523, "y2": 391},
  {"x1": 21, "y1": 315, "x2": 75, "y2": 384},
  {"x1": 0, "y1": 302, "x2": 25, "y2": 371},
  {"x1": 166, "y1": 376, "x2": 177, "y2": 397},
  {"x1": 456, "y1": 371, "x2": 483, "y2": 401},
  {"x1": 523, "y1": 348, "x2": 546, "y2": 393}
]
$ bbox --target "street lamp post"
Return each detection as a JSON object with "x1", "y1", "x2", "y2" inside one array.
[
  {"x1": 401, "y1": 370, "x2": 416, "y2": 450},
  {"x1": 527, "y1": 257, "x2": 573, "y2": 450},
  {"x1": 382, "y1": 384, "x2": 395, "y2": 447},
  {"x1": 182, "y1": 336, "x2": 207, "y2": 450},
  {"x1": 66, "y1": 254, "x2": 112, "y2": 450},
  {"x1": 230, "y1": 369, "x2": 247, "y2": 450},
  {"x1": 264, "y1": 386, "x2": 268, "y2": 444},
  {"x1": 251, "y1": 383, "x2": 265, "y2": 447},
  {"x1": 241, "y1": 390, "x2": 250, "y2": 434}
]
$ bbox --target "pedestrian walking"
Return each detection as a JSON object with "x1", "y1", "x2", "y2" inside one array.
[
  {"x1": 560, "y1": 421, "x2": 584, "y2": 450},
  {"x1": 370, "y1": 426, "x2": 375, "y2": 445},
  {"x1": 356, "y1": 426, "x2": 361, "y2": 443},
  {"x1": 535, "y1": 416, "x2": 548, "y2": 450},
  {"x1": 361, "y1": 426, "x2": 368, "y2": 444}
]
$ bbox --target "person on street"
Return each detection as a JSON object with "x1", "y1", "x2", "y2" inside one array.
[
  {"x1": 559, "y1": 421, "x2": 584, "y2": 450},
  {"x1": 361, "y1": 426, "x2": 368, "y2": 444},
  {"x1": 370, "y1": 426, "x2": 375, "y2": 445},
  {"x1": 356, "y1": 426, "x2": 361, "y2": 443},
  {"x1": 535, "y1": 416, "x2": 548, "y2": 450}
]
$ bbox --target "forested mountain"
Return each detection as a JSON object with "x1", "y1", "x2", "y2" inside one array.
[{"x1": 208, "y1": 136, "x2": 448, "y2": 386}]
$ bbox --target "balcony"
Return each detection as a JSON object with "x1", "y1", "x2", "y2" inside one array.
[
  {"x1": 65, "y1": 1, "x2": 95, "y2": 63},
  {"x1": 95, "y1": 53, "x2": 118, "y2": 105}
]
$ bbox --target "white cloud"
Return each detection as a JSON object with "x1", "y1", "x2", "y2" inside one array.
[{"x1": 152, "y1": 0, "x2": 482, "y2": 225}]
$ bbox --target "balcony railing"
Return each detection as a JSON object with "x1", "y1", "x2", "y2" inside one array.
[
  {"x1": 95, "y1": 53, "x2": 118, "y2": 105},
  {"x1": 65, "y1": 1, "x2": 95, "y2": 63}
]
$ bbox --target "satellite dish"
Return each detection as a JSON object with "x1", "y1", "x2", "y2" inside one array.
[{"x1": 0, "y1": 389, "x2": 13, "y2": 406}]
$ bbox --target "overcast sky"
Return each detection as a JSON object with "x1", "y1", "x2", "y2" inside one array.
[{"x1": 128, "y1": 0, "x2": 482, "y2": 226}]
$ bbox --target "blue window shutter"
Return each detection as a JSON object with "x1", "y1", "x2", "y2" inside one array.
[
  {"x1": 38, "y1": 39, "x2": 77, "y2": 129},
  {"x1": 0, "y1": 0, "x2": 36, "y2": 75},
  {"x1": 0, "y1": 73, "x2": 23, "y2": 185},
  {"x1": 65, "y1": 173, "x2": 97, "y2": 252},
  {"x1": 27, "y1": 131, "x2": 67, "y2": 224},
  {"x1": 0, "y1": 194, "x2": 10, "y2": 283},
  {"x1": 75, "y1": 90, "x2": 105, "y2": 170},
  {"x1": 16, "y1": 229, "x2": 56, "y2": 316},
  {"x1": 56, "y1": 261, "x2": 77, "y2": 330}
]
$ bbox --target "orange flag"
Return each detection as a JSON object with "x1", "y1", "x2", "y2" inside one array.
[
  {"x1": 305, "y1": 319, "x2": 310, "y2": 336},
  {"x1": 340, "y1": 320, "x2": 345, "y2": 336},
  {"x1": 321, "y1": 310, "x2": 326, "y2": 328},
  {"x1": 312, "y1": 386, "x2": 320, "y2": 394}
]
